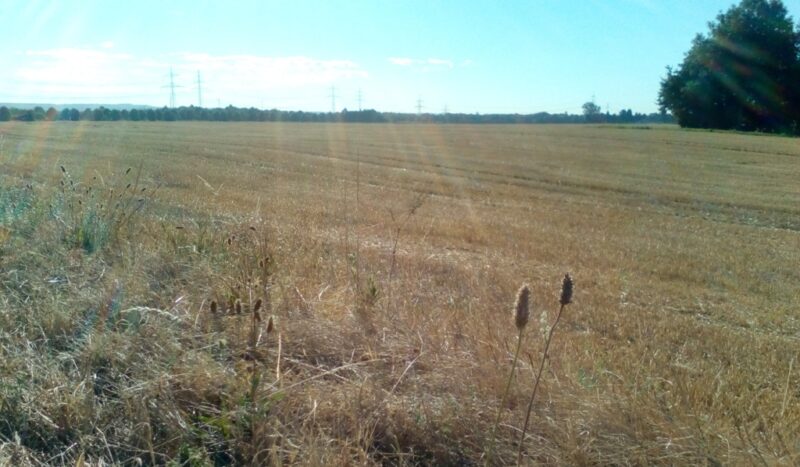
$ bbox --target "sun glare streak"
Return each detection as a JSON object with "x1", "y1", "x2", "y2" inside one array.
[
  {"x1": 707, "y1": 56, "x2": 786, "y2": 115},
  {"x1": 428, "y1": 125, "x2": 485, "y2": 232},
  {"x1": 404, "y1": 124, "x2": 489, "y2": 247}
]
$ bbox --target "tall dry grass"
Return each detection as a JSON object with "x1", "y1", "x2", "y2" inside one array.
[{"x1": 0, "y1": 121, "x2": 798, "y2": 465}]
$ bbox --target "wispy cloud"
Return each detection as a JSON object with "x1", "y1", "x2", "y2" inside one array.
[
  {"x1": 5, "y1": 47, "x2": 368, "y2": 106},
  {"x1": 425, "y1": 58, "x2": 453, "y2": 68},
  {"x1": 177, "y1": 53, "x2": 367, "y2": 88},
  {"x1": 20, "y1": 48, "x2": 137, "y2": 85},
  {"x1": 388, "y1": 57, "x2": 415, "y2": 66},
  {"x1": 388, "y1": 57, "x2": 467, "y2": 71}
]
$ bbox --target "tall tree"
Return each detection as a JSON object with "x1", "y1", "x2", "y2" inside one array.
[
  {"x1": 659, "y1": 0, "x2": 800, "y2": 133},
  {"x1": 582, "y1": 101, "x2": 602, "y2": 123}
]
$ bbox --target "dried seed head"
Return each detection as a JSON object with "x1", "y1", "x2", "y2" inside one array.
[
  {"x1": 60, "y1": 165, "x2": 66, "y2": 173},
  {"x1": 560, "y1": 274, "x2": 573, "y2": 306},
  {"x1": 235, "y1": 299, "x2": 242, "y2": 314},
  {"x1": 210, "y1": 301, "x2": 217, "y2": 313},
  {"x1": 125, "y1": 167, "x2": 132, "y2": 174},
  {"x1": 514, "y1": 284, "x2": 531, "y2": 331},
  {"x1": 253, "y1": 310, "x2": 262, "y2": 322},
  {"x1": 266, "y1": 316, "x2": 274, "y2": 333},
  {"x1": 253, "y1": 298, "x2": 262, "y2": 313}
]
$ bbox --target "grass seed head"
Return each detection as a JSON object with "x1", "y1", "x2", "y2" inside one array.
[
  {"x1": 266, "y1": 316, "x2": 274, "y2": 333},
  {"x1": 514, "y1": 284, "x2": 531, "y2": 331},
  {"x1": 210, "y1": 300, "x2": 217, "y2": 314},
  {"x1": 253, "y1": 298, "x2": 262, "y2": 313},
  {"x1": 560, "y1": 274, "x2": 573, "y2": 306}
]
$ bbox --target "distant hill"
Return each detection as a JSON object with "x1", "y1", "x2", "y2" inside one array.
[{"x1": 0, "y1": 103, "x2": 155, "y2": 111}]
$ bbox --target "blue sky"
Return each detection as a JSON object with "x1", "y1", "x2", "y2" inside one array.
[{"x1": 1, "y1": 0, "x2": 798, "y2": 114}]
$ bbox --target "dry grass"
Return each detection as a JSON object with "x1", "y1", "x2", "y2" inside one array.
[{"x1": 0, "y1": 121, "x2": 798, "y2": 465}]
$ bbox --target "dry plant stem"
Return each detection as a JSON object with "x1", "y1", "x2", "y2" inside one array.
[
  {"x1": 781, "y1": 356, "x2": 795, "y2": 417},
  {"x1": 355, "y1": 150, "x2": 361, "y2": 303},
  {"x1": 388, "y1": 224, "x2": 402, "y2": 284},
  {"x1": 516, "y1": 303, "x2": 566, "y2": 466},
  {"x1": 485, "y1": 327, "x2": 525, "y2": 466}
]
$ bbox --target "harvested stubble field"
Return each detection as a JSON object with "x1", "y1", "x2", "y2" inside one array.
[{"x1": 0, "y1": 121, "x2": 798, "y2": 465}]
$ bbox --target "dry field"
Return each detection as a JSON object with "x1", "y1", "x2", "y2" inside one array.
[{"x1": 0, "y1": 122, "x2": 798, "y2": 465}]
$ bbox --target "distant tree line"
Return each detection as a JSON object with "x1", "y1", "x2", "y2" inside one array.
[
  {"x1": 0, "y1": 105, "x2": 59, "y2": 122},
  {"x1": 659, "y1": 0, "x2": 800, "y2": 134},
  {"x1": 0, "y1": 104, "x2": 670, "y2": 125}
]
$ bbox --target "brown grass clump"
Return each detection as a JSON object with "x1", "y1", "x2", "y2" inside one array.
[{"x1": 0, "y1": 122, "x2": 798, "y2": 465}]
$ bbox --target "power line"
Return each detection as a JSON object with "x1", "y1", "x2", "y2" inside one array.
[
  {"x1": 329, "y1": 86, "x2": 338, "y2": 113},
  {"x1": 416, "y1": 96, "x2": 423, "y2": 115},
  {"x1": 169, "y1": 68, "x2": 177, "y2": 108},
  {"x1": 357, "y1": 88, "x2": 362, "y2": 111},
  {"x1": 161, "y1": 67, "x2": 182, "y2": 108},
  {"x1": 196, "y1": 71, "x2": 203, "y2": 108}
]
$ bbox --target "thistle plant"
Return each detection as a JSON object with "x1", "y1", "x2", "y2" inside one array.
[
  {"x1": 486, "y1": 284, "x2": 530, "y2": 466},
  {"x1": 516, "y1": 274, "x2": 574, "y2": 465}
]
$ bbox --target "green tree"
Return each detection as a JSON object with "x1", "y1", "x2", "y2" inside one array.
[
  {"x1": 16, "y1": 110, "x2": 34, "y2": 122},
  {"x1": 32, "y1": 106, "x2": 46, "y2": 121},
  {"x1": 582, "y1": 101, "x2": 602, "y2": 123},
  {"x1": 659, "y1": 0, "x2": 800, "y2": 133},
  {"x1": 0, "y1": 106, "x2": 10, "y2": 121}
]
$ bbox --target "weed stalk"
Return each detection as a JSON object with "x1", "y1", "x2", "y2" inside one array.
[
  {"x1": 516, "y1": 274, "x2": 573, "y2": 465},
  {"x1": 485, "y1": 284, "x2": 530, "y2": 466}
]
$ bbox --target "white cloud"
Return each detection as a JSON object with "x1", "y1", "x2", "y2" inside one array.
[
  {"x1": 15, "y1": 48, "x2": 148, "y2": 99},
  {"x1": 388, "y1": 57, "x2": 414, "y2": 66},
  {"x1": 388, "y1": 57, "x2": 467, "y2": 70},
  {"x1": 6, "y1": 47, "x2": 368, "y2": 106},
  {"x1": 20, "y1": 48, "x2": 135, "y2": 84},
  {"x1": 426, "y1": 58, "x2": 453, "y2": 68},
  {"x1": 177, "y1": 53, "x2": 367, "y2": 88}
]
